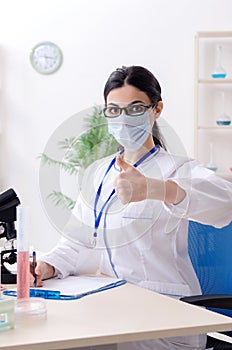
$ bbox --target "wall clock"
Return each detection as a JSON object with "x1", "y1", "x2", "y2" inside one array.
[{"x1": 30, "y1": 41, "x2": 63, "y2": 74}]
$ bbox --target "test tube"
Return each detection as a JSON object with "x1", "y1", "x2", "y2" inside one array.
[{"x1": 17, "y1": 206, "x2": 30, "y2": 299}]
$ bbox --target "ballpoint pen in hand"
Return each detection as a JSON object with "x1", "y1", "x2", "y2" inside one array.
[{"x1": 32, "y1": 251, "x2": 37, "y2": 287}]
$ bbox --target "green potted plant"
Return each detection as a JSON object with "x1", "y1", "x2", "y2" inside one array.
[{"x1": 39, "y1": 106, "x2": 118, "y2": 210}]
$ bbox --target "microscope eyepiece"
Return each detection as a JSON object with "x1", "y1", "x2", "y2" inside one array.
[
  {"x1": 0, "y1": 189, "x2": 18, "y2": 206},
  {"x1": 0, "y1": 188, "x2": 20, "y2": 223}
]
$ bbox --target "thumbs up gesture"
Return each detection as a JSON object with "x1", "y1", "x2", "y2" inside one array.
[
  {"x1": 114, "y1": 155, "x2": 186, "y2": 205},
  {"x1": 114, "y1": 155, "x2": 148, "y2": 204}
]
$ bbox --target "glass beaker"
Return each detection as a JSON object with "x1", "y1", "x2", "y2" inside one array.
[
  {"x1": 216, "y1": 91, "x2": 231, "y2": 126},
  {"x1": 0, "y1": 299, "x2": 15, "y2": 332},
  {"x1": 211, "y1": 45, "x2": 227, "y2": 79}
]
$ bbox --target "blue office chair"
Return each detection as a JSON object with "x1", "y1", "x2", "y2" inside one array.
[{"x1": 181, "y1": 220, "x2": 232, "y2": 349}]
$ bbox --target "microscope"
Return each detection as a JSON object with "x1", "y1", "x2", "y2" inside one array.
[{"x1": 0, "y1": 188, "x2": 20, "y2": 284}]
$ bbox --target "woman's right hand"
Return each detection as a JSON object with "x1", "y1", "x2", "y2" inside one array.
[{"x1": 30, "y1": 261, "x2": 55, "y2": 287}]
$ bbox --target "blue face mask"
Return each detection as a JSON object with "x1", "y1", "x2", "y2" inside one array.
[{"x1": 107, "y1": 111, "x2": 152, "y2": 152}]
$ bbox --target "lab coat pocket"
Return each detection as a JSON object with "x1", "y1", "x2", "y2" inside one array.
[
  {"x1": 121, "y1": 199, "x2": 163, "y2": 223},
  {"x1": 121, "y1": 201, "x2": 156, "y2": 247},
  {"x1": 122, "y1": 200, "x2": 154, "y2": 221}
]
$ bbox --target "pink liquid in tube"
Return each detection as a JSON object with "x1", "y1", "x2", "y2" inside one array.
[
  {"x1": 17, "y1": 251, "x2": 30, "y2": 299},
  {"x1": 17, "y1": 207, "x2": 30, "y2": 300}
]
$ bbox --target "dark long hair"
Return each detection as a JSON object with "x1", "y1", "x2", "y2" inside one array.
[{"x1": 104, "y1": 66, "x2": 166, "y2": 149}]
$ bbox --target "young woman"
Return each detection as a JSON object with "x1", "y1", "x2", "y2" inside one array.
[{"x1": 35, "y1": 66, "x2": 232, "y2": 350}]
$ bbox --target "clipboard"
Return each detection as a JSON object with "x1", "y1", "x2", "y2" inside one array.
[{"x1": 3, "y1": 276, "x2": 126, "y2": 300}]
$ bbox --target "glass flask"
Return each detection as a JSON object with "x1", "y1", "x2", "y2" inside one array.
[
  {"x1": 211, "y1": 45, "x2": 227, "y2": 79},
  {"x1": 206, "y1": 143, "x2": 218, "y2": 172},
  {"x1": 216, "y1": 91, "x2": 231, "y2": 126}
]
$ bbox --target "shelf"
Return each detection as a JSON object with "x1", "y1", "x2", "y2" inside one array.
[
  {"x1": 197, "y1": 31, "x2": 232, "y2": 38},
  {"x1": 195, "y1": 31, "x2": 232, "y2": 183},
  {"x1": 198, "y1": 126, "x2": 232, "y2": 130},
  {"x1": 198, "y1": 79, "x2": 232, "y2": 84}
]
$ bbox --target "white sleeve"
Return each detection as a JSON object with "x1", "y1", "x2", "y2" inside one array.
[
  {"x1": 40, "y1": 236, "x2": 100, "y2": 279},
  {"x1": 164, "y1": 159, "x2": 232, "y2": 228},
  {"x1": 40, "y1": 195, "x2": 101, "y2": 278}
]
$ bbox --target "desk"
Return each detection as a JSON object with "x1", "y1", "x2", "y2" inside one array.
[{"x1": 1, "y1": 283, "x2": 232, "y2": 350}]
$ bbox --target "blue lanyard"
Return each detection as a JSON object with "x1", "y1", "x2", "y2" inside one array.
[{"x1": 93, "y1": 146, "x2": 157, "y2": 246}]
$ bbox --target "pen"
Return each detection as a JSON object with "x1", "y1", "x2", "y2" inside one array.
[{"x1": 32, "y1": 251, "x2": 37, "y2": 287}]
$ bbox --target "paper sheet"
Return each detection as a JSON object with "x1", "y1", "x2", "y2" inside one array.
[{"x1": 42, "y1": 275, "x2": 124, "y2": 296}]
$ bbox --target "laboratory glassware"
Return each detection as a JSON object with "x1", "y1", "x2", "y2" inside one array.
[
  {"x1": 206, "y1": 143, "x2": 218, "y2": 172},
  {"x1": 211, "y1": 45, "x2": 227, "y2": 79},
  {"x1": 15, "y1": 206, "x2": 47, "y2": 321},
  {"x1": 17, "y1": 206, "x2": 30, "y2": 299},
  {"x1": 0, "y1": 299, "x2": 15, "y2": 331},
  {"x1": 216, "y1": 91, "x2": 231, "y2": 126}
]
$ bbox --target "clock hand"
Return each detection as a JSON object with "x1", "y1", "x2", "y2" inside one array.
[{"x1": 38, "y1": 57, "x2": 55, "y2": 60}]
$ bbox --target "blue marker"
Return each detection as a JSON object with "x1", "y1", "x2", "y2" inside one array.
[
  {"x1": 30, "y1": 289, "x2": 61, "y2": 299},
  {"x1": 3, "y1": 289, "x2": 61, "y2": 300}
]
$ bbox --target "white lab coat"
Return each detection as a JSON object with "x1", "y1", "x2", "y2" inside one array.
[{"x1": 41, "y1": 147, "x2": 232, "y2": 350}]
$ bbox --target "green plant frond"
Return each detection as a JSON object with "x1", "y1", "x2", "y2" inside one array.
[
  {"x1": 39, "y1": 153, "x2": 60, "y2": 166},
  {"x1": 47, "y1": 191, "x2": 75, "y2": 210},
  {"x1": 39, "y1": 153, "x2": 79, "y2": 175},
  {"x1": 58, "y1": 137, "x2": 77, "y2": 150},
  {"x1": 84, "y1": 106, "x2": 107, "y2": 129}
]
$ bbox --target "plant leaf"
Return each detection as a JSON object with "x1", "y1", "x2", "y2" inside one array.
[{"x1": 47, "y1": 191, "x2": 75, "y2": 210}]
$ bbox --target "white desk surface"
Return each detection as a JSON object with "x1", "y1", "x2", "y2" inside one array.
[{"x1": 1, "y1": 282, "x2": 232, "y2": 350}]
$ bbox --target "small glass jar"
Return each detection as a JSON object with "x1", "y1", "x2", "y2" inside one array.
[{"x1": 0, "y1": 299, "x2": 15, "y2": 332}]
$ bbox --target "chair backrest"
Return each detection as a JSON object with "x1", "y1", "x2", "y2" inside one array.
[{"x1": 188, "y1": 220, "x2": 232, "y2": 318}]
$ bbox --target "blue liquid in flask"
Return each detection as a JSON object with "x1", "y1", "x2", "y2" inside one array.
[{"x1": 212, "y1": 73, "x2": 227, "y2": 79}]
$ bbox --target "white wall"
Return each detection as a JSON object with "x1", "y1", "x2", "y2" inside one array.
[{"x1": 0, "y1": 0, "x2": 231, "y2": 251}]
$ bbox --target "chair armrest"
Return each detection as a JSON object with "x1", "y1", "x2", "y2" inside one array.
[{"x1": 180, "y1": 294, "x2": 232, "y2": 309}]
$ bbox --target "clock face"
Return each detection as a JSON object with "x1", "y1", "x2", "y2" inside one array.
[{"x1": 30, "y1": 41, "x2": 63, "y2": 74}]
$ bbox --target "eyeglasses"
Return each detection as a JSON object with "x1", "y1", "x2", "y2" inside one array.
[{"x1": 103, "y1": 103, "x2": 156, "y2": 118}]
